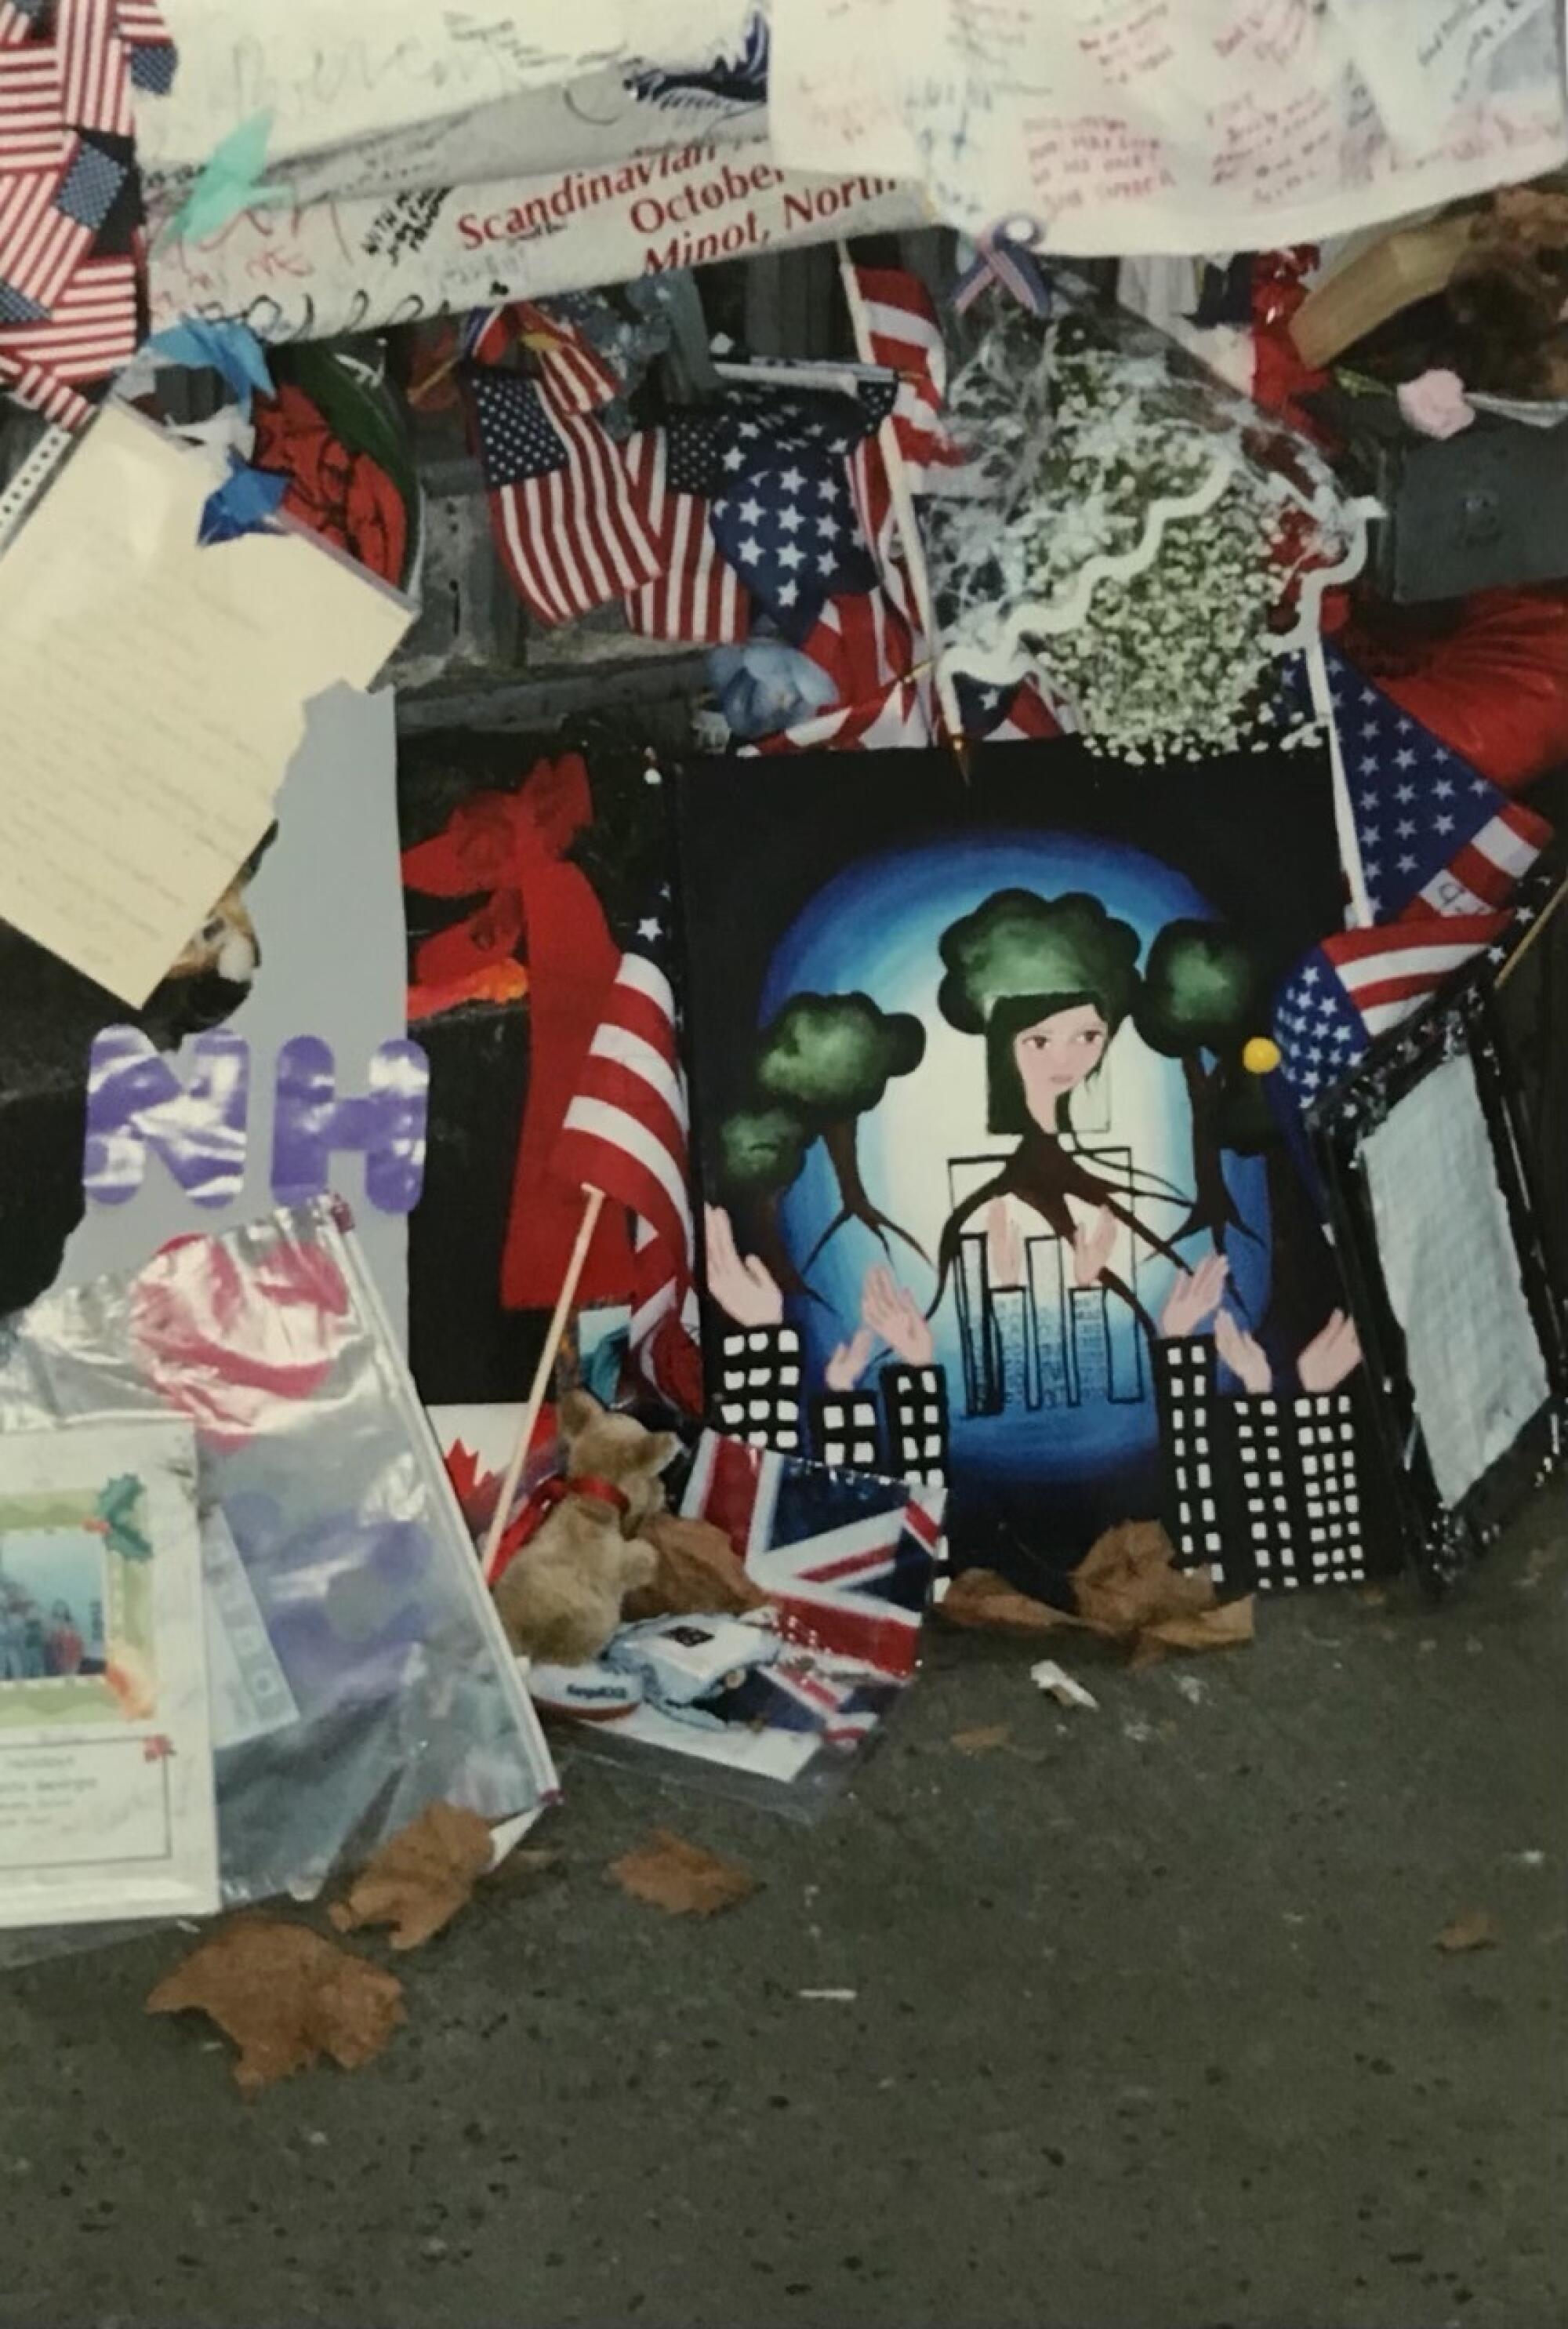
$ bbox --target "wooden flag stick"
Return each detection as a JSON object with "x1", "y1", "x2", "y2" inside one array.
[
  {"x1": 835, "y1": 242, "x2": 968, "y2": 758},
  {"x1": 480, "y1": 1183, "x2": 606, "y2": 1585}
]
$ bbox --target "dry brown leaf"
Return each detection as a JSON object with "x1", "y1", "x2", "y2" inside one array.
[
  {"x1": 1435, "y1": 1908, "x2": 1501, "y2": 1953},
  {"x1": 942, "y1": 1533, "x2": 1250, "y2": 1670},
  {"x1": 622, "y1": 1512, "x2": 770, "y2": 1623},
  {"x1": 1131, "y1": 1594, "x2": 1257, "y2": 1667},
  {"x1": 147, "y1": 1920, "x2": 405, "y2": 2096},
  {"x1": 938, "y1": 1568, "x2": 1081, "y2": 1637},
  {"x1": 608, "y1": 1829, "x2": 759, "y2": 1917},
  {"x1": 328, "y1": 1801, "x2": 494, "y2": 1950},
  {"x1": 1074, "y1": 1520, "x2": 1214, "y2": 1639},
  {"x1": 950, "y1": 1723, "x2": 1012, "y2": 1755}
]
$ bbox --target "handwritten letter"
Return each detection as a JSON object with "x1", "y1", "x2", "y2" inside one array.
[{"x1": 0, "y1": 408, "x2": 412, "y2": 1006}]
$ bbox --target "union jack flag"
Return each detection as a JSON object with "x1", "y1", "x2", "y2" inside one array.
[{"x1": 680, "y1": 1429, "x2": 944, "y2": 1679}]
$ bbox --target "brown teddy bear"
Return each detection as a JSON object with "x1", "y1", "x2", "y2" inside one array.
[{"x1": 492, "y1": 1390, "x2": 678, "y2": 1666}]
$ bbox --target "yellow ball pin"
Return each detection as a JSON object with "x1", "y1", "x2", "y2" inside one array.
[{"x1": 1242, "y1": 1036, "x2": 1282, "y2": 1075}]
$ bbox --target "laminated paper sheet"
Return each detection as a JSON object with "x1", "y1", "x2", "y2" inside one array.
[
  {"x1": 769, "y1": 0, "x2": 1568, "y2": 253},
  {"x1": 1363, "y1": 1052, "x2": 1550, "y2": 1511},
  {"x1": 0, "y1": 407, "x2": 412, "y2": 1008}
]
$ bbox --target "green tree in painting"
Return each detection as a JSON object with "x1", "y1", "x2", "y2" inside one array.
[
  {"x1": 753, "y1": 993, "x2": 929, "y2": 1268},
  {"x1": 1134, "y1": 920, "x2": 1270, "y2": 1248},
  {"x1": 714, "y1": 1106, "x2": 817, "y2": 1299}
]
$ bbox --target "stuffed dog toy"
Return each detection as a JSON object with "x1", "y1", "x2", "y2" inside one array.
[{"x1": 492, "y1": 1390, "x2": 677, "y2": 1666}]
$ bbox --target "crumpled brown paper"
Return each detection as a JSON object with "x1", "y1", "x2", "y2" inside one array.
[
  {"x1": 949, "y1": 1723, "x2": 1013, "y2": 1755},
  {"x1": 147, "y1": 1920, "x2": 405, "y2": 2096},
  {"x1": 622, "y1": 1512, "x2": 771, "y2": 1623},
  {"x1": 940, "y1": 1523, "x2": 1253, "y2": 1667},
  {"x1": 608, "y1": 1829, "x2": 759, "y2": 1917},
  {"x1": 1435, "y1": 1908, "x2": 1501, "y2": 1953},
  {"x1": 328, "y1": 1802, "x2": 494, "y2": 1949},
  {"x1": 938, "y1": 1569, "x2": 1083, "y2": 1637}
]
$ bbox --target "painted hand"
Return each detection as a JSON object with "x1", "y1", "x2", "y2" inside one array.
[
  {"x1": 1159, "y1": 1249, "x2": 1230, "y2": 1339},
  {"x1": 862, "y1": 1263, "x2": 935, "y2": 1368},
  {"x1": 1072, "y1": 1204, "x2": 1118, "y2": 1291},
  {"x1": 1214, "y1": 1307, "x2": 1272, "y2": 1396},
  {"x1": 985, "y1": 1199, "x2": 1024, "y2": 1290},
  {"x1": 1298, "y1": 1308, "x2": 1363, "y2": 1393},
  {"x1": 703, "y1": 1204, "x2": 783, "y2": 1329},
  {"x1": 826, "y1": 1325, "x2": 876, "y2": 1391}
]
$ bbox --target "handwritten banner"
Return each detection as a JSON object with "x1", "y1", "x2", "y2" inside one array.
[
  {"x1": 147, "y1": 136, "x2": 924, "y2": 341},
  {"x1": 140, "y1": 0, "x2": 760, "y2": 167},
  {"x1": 769, "y1": 0, "x2": 1568, "y2": 256}
]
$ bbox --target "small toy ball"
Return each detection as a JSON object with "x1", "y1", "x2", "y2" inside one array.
[{"x1": 1242, "y1": 1035, "x2": 1282, "y2": 1074}]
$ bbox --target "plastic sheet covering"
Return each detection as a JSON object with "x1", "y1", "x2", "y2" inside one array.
[
  {"x1": 0, "y1": 1199, "x2": 556, "y2": 1950},
  {"x1": 926, "y1": 300, "x2": 1370, "y2": 759}
]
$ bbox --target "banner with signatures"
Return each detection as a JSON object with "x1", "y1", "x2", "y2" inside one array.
[
  {"x1": 140, "y1": 0, "x2": 765, "y2": 169},
  {"x1": 769, "y1": 0, "x2": 1568, "y2": 257},
  {"x1": 147, "y1": 136, "x2": 923, "y2": 341}
]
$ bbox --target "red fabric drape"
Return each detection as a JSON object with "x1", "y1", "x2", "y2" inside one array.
[
  {"x1": 1346, "y1": 589, "x2": 1568, "y2": 796},
  {"x1": 402, "y1": 754, "x2": 636, "y2": 1310}
]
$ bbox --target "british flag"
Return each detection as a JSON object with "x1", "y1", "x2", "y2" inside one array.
[{"x1": 680, "y1": 1429, "x2": 944, "y2": 1679}]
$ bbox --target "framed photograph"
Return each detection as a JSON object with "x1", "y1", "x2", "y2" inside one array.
[
  {"x1": 0, "y1": 1416, "x2": 218, "y2": 1927},
  {"x1": 1312, "y1": 921, "x2": 1568, "y2": 1589}
]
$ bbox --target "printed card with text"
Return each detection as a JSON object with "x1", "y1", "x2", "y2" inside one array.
[{"x1": 0, "y1": 1417, "x2": 218, "y2": 1928}]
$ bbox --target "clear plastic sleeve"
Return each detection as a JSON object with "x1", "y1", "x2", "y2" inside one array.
[{"x1": 0, "y1": 1197, "x2": 556, "y2": 1962}]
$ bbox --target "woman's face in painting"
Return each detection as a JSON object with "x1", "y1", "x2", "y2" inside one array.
[{"x1": 1012, "y1": 1002, "x2": 1109, "y2": 1121}]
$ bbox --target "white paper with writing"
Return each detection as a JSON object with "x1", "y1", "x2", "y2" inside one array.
[
  {"x1": 0, "y1": 1417, "x2": 218, "y2": 1928},
  {"x1": 0, "y1": 407, "x2": 412, "y2": 1008},
  {"x1": 1363, "y1": 1052, "x2": 1551, "y2": 1510},
  {"x1": 56, "y1": 687, "x2": 412, "y2": 1346},
  {"x1": 769, "y1": 0, "x2": 1567, "y2": 255},
  {"x1": 140, "y1": 0, "x2": 757, "y2": 167},
  {"x1": 147, "y1": 136, "x2": 921, "y2": 342}
]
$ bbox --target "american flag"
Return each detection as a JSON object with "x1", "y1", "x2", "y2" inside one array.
[
  {"x1": 1323, "y1": 645, "x2": 1552, "y2": 921},
  {"x1": 844, "y1": 408, "x2": 920, "y2": 639},
  {"x1": 466, "y1": 362, "x2": 664, "y2": 629},
  {"x1": 1272, "y1": 911, "x2": 1513, "y2": 1103},
  {"x1": 708, "y1": 387, "x2": 887, "y2": 640},
  {"x1": 0, "y1": 159, "x2": 93, "y2": 314},
  {"x1": 746, "y1": 669, "x2": 932, "y2": 756},
  {"x1": 846, "y1": 263, "x2": 967, "y2": 489},
  {"x1": 514, "y1": 298, "x2": 620, "y2": 412},
  {"x1": 0, "y1": 0, "x2": 173, "y2": 427},
  {"x1": 621, "y1": 409, "x2": 750, "y2": 645},
  {"x1": 0, "y1": 36, "x2": 68, "y2": 169},
  {"x1": 953, "y1": 671, "x2": 1062, "y2": 743},
  {"x1": 550, "y1": 897, "x2": 702, "y2": 1412},
  {"x1": 59, "y1": 0, "x2": 131, "y2": 136},
  {"x1": 681, "y1": 1428, "x2": 944, "y2": 1678},
  {"x1": 0, "y1": 248, "x2": 132, "y2": 378},
  {"x1": 466, "y1": 298, "x2": 620, "y2": 413}
]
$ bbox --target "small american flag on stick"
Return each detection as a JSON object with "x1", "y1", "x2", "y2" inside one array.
[
  {"x1": 622, "y1": 411, "x2": 750, "y2": 645},
  {"x1": 478, "y1": 890, "x2": 701, "y2": 1582},
  {"x1": 466, "y1": 362, "x2": 663, "y2": 629},
  {"x1": 553, "y1": 896, "x2": 701, "y2": 1412}
]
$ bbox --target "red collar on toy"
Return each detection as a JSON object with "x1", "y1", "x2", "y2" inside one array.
[{"x1": 490, "y1": 1473, "x2": 632, "y2": 1585}]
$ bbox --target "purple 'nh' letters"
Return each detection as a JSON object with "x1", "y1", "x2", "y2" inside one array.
[{"x1": 82, "y1": 1029, "x2": 429, "y2": 1215}]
